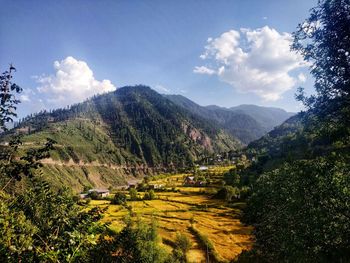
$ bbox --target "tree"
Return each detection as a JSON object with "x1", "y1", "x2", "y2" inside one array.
[
  {"x1": 292, "y1": 0, "x2": 350, "y2": 141},
  {"x1": 90, "y1": 216, "x2": 168, "y2": 262},
  {"x1": 143, "y1": 189, "x2": 156, "y2": 200},
  {"x1": 129, "y1": 188, "x2": 138, "y2": 201},
  {"x1": 0, "y1": 65, "x2": 22, "y2": 131},
  {"x1": 223, "y1": 168, "x2": 240, "y2": 186},
  {"x1": 112, "y1": 191, "x2": 127, "y2": 205},
  {"x1": 0, "y1": 67, "x2": 105, "y2": 262},
  {"x1": 216, "y1": 185, "x2": 239, "y2": 202},
  {"x1": 0, "y1": 135, "x2": 55, "y2": 191},
  {"x1": 245, "y1": 157, "x2": 350, "y2": 262}
]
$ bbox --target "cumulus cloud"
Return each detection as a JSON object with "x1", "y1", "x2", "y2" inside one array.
[
  {"x1": 194, "y1": 26, "x2": 307, "y2": 101},
  {"x1": 36, "y1": 56, "x2": 116, "y2": 108}
]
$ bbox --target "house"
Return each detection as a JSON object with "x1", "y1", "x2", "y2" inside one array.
[
  {"x1": 148, "y1": 184, "x2": 163, "y2": 190},
  {"x1": 88, "y1": 188, "x2": 110, "y2": 198},
  {"x1": 183, "y1": 176, "x2": 195, "y2": 186},
  {"x1": 79, "y1": 193, "x2": 89, "y2": 199},
  {"x1": 199, "y1": 166, "x2": 208, "y2": 171}
]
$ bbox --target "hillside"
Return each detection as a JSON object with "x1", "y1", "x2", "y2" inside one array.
[
  {"x1": 3, "y1": 86, "x2": 240, "y2": 191},
  {"x1": 165, "y1": 95, "x2": 293, "y2": 144}
]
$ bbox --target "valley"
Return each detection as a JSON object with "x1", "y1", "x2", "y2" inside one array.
[{"x1": 88, "y1": 166, "x2": 253, "y2": 262}]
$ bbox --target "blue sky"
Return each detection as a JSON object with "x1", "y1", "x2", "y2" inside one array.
[{"x1": 0, "y1": 0, "x2": 317, "y2": 117}]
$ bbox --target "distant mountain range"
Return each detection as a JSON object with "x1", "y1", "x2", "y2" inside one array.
[
  {"x1": 165, "y1": 95, "x2": 294, "y2": 144},
  {"x1": 1, "y1": 86, "x2": 294, "y2": 191}
]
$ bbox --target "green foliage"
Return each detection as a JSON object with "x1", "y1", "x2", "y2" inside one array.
[
  {"x1": 0, "y1": 67, "x2": 107, "y2": 262},
  {"x1": 216, "y1": 185, "x2": 240, "y2": 202},
  {"x1": 242, "y1": 2, "x2": 350, "y2": 262},
  {"x1": 129, "y1": 188, "x2": 138, "y2": 201},
  {"x1": 244, "y1": 156, "x2": 350, "y2": 262},
  {"x1": 0, "y1": 181, "x2": 106, "y2": 262},
  {"x1": 88, "y1": 191, "x2": 101, "y2": 200},
  {"x1": 0, "y1": 135, "x2": 55, "y2": 187},
  {"x1": 0, "y1": 194, "x2": 36, "y2": 262},
  {"x1": 90, "y1": 216, "x2": 168, "y2": 262},
  {"x1": 143, "y1": 189, "x2": 156, "y2": 200},
  {"x1": 0, "y1": 65, "x2": 22, "y2": 131},
  {"x1": 223, "y1": 168, "x2": 240, "y2": 186},
  {"x1": 292, "y1": 0, "x2": 350, "y2": 142},
  {"x1": 112, "y1": 191, "x2": 127, "y2": 205}
]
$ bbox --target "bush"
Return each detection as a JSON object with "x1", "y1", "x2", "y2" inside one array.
[
  {"x1": 143, "y1": 190, "x2": 156, "y2": 200},
  {"x1": 129, "y1": 188, "x2": 138, "y2": 201},
  {"x1": 112, "y1": 192, "x2": 127, "y2": 205},
  {"x1": 88, "y1": 191, "x2": 101, "y2": 200},
  {"x1": 215, "y1": 186, "x2": 240, "y2": 201}
]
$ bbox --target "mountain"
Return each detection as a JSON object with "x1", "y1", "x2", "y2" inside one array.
[
  {"x1": 229, "y1": 104, "x2": 295, "y2": 132},
  {"x1": 2, "y1": 86, "x2": 240, "y2": 191},
  {"x1": 165, "y1": 95, "x2": 294, "y2": 144}
]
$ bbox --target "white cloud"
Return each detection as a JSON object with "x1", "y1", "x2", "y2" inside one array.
[
  {"x1": 36, "y1": 56, "x2": 116, "y2": 108},
  {"x1": 193, "y1": 66, "x2": 216, "y2": 75},
  {"x1": 298, "y1": 73, "x2": 307, "y2": 82},
  {"x1": 194, "y1": 26, "x2": 307, "y2": 101}
]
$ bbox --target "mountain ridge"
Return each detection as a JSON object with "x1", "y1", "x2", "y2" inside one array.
[{"x1": 165, "y1": 94, "x2": 294, "y2": 144}]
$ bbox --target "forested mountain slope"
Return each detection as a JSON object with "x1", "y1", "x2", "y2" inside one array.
[
  {"x1": 2, "y1": 86, "x2": 240, "y2": 191},
  {"x1": 166, "y1": 94, "x2": 293, "y2": 144}
]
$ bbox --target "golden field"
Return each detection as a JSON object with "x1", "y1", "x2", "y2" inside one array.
[{"x1": 89, "y1": 166, "x2": 253, "y2": 262}]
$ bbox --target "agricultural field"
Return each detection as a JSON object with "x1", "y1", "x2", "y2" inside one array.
[{"x1": 89, "y1": 166, "x2": 253, "y2": 262}]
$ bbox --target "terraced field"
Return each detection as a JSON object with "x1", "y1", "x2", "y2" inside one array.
[{"x1": 89, "y1": 167, "x2": 253, "y2": 262}]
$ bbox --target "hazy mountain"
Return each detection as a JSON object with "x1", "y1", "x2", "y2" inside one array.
[
  {"x1": 165, "y1": 95, "x2": 294, "y2": 144},
  {"x1": 229, "y1": 104, "x2": 295, "y2": 132}
]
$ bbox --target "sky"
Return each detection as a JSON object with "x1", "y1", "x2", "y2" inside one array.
[{"x1": 0, "y1": 0, "x2": 318, "y2": 118}]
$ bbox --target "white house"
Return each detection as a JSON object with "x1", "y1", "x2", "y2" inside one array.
[{"x1": 88, "y1": 189, "x2": 110, "y2": 198}]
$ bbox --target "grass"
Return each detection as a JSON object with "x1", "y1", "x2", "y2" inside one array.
[{"x1": 89, "y1": 166, "x2": 253, "y2": 262}]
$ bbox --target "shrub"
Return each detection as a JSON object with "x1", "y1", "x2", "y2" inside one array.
[
  {"x1": 129, "y1": 188, "x2": 138, "y2": 201},
  {"x1": 143, "y1": 190, "x2": 156, "y2": 200},
  {"x1": 88, "y1": 191, "x2": 101, "y2": 200},
  {"x1": 112, "y1": 192, "x2": 127, "y2": 205},
  {"x1": 215, "y1": 186, "x2": 240, "y2": 201}
]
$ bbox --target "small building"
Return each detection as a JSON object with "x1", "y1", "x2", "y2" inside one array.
[
  {"x1": 88, "y1": 189, "x2": 110, "y2": 198},
  {"x1": 199, "y1": 166, "x2": 208, "y2": 171},
  {"x1": 148, "y1": 184, "x2": 163, "y2": 190},
  {"x1": 183, "y1": 176, "x2": 196, "y2": 186},
  {"x1": 79, "y1": 193, "x2": 89, "y2": 199}
]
